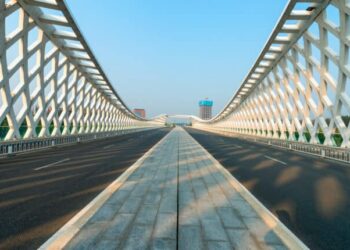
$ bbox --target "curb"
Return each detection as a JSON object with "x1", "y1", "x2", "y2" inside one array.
[
  {"x1": 39, "y1": 129, "x2": 173, "y2": 250},
  {"x1": 183, "y1": 128, "x2": 309, "y2": 250}
]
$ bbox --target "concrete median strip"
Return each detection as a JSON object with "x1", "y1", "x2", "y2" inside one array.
[{"x1": 40, "y1": 127, "x2": 308, "y2": 249}]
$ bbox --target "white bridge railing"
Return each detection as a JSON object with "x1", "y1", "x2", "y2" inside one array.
[
  {"x1": 193, "y1": 0, "x2": 350, "y2": 154},
  {"x1": 195, "y1": 127, "x2": 350, "y2": 164},
  {"x1": 0, "y1": 0, "x2": 165, "y2": 153},
  {"x1": 0, "y1": 127, "x2": 158, "y2": 155}
]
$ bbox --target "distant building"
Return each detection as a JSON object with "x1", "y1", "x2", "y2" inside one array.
[
  {"x1": 199, "y1": 99, "x2": 213, "y2": 120},
  {"x1": 133, "y1": 108, "x2": 146, "y2": 118}
]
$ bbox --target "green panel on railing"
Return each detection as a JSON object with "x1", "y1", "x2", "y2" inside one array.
[
  {"x1": 19, "y1": 119, "x2": 28, "y2": 138},
  {"x1": 60, "y1": 123, "x2": 65, "y2": 133},
  {"x1": 294, "y1": 132, "x2": 299, "y2": 141},
  {"x1": 285, "y1": 131, "x2": 290, "y2": 139},
  {"x1": 49, "y1": 121, "x2": 55, "y2": 135},
  {"x1": 0, "y1": 117, "x2": 9, "y2": 140},
  {"x1": 36, "y1": 120, "x2": 43, "y2": 135}
]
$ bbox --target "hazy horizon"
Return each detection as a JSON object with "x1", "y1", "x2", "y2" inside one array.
[{"x1": 67, "y1": 0, "x2": 288, "y2": 118}]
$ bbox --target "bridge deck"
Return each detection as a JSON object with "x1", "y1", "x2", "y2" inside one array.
[{"x1": 41, "y1": 128, "x2": 302, "y2": 249}]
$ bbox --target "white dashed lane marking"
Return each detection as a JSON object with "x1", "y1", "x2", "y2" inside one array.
[
  {"x1": 34, "y1": 158, "x2": 70, "y2": 171},
  {"x1": 264, "y1": 155, "x2": 287, "y2": 165}
]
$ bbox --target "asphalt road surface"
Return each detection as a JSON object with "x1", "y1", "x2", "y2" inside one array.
[
  {"x1": 186, "y1": 128, "x2": 350, "y2": 250},
  {"x1": 0, "y1": 128, "x2": 171, "y2": 250}
]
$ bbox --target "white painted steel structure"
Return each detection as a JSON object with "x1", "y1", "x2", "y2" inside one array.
[
  {"x1": 193, "y1": 0, "x2": 350, "y2": 149},
  {"x1": 0, "y1": 0, "x2": 164, "y2": 147},
  {"x1": 1, "y1": 0, "x2": 349, "y2": 160}
]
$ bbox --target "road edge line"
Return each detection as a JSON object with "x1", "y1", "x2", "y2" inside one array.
[
  {"x1": 183, "y1": 128, "x2": 309, "y2": 250},
  {"x1": 39, "y1": 129, "x2": 173, "y2": 250}
]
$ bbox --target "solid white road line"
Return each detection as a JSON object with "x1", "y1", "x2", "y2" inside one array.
[
  {"x1": 264, "y1": 155, "x2": 287, "y2": 165},
  {"x1": 34, "y1": 158, "x2": 70, "y2": 171}
]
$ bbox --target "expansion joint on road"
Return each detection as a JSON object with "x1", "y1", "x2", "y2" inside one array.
[{"x1": 176, "y1": 134, "x2": 180, "y2": 250}]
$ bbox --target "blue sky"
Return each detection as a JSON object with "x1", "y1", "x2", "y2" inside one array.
[{"x1": 66, "y1": 0, "x2": 289, "y2": 118}]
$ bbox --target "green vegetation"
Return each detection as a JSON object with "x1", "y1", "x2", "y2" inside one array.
[
  {"x1": 36, "y1": 120, "x2": 43, "y2": 135},
  {"x1": 332, "y1": 134, "x2": 343, "y2": 147},
  {"x1": 341, "y1": 116, "x2": 350, "y2": 127},
  {"x1": 164, "y1": 123, "x2": 175, "y2": 127},
  {"x1": 277, "y1": 130, "x2": 281, "y2": 138},
  {"x1": 303, "y1": 132, "x2": 311, "y2": 142}
]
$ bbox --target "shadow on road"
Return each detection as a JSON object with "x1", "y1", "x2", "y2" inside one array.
[{"x1": 186, "y1": 127, "x2": 350, "y2": 250}]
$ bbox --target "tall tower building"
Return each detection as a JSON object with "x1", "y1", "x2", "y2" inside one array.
[
  {"x1": 133, "y1": 108, "x2": 146, "y2": 118},
  {"x1": 199, "y1": 99, "x2": 213, "y2": 120}
]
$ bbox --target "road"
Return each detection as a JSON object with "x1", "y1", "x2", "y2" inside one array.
[
  {"x1": 0, "y1": 128, "x2": 171, "y2": 250},
  {"x1": 186, "y1": 128, "x2": 350, "y2": 250}
]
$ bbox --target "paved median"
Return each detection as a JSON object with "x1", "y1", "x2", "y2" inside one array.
[{"x1": 40, "y1": 127, "x2": 307, "y2": 250}]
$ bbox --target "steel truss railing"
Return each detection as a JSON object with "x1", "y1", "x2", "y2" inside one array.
[
  {"x1": 193, "y1": 0, "x2": 350, "y2": 151},
  {"x1": 0, "y1": 0, "x2": 165, "y2": 150}
]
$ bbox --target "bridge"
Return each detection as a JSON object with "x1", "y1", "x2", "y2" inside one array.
[{"x1": 0, "y1": 0, "x2": 349, "y2": 249}]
